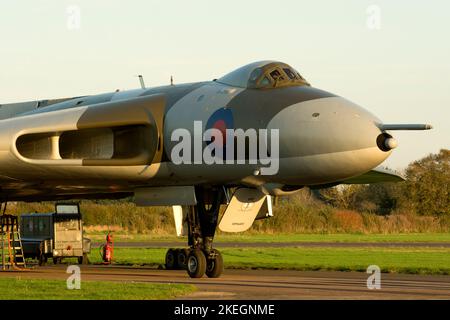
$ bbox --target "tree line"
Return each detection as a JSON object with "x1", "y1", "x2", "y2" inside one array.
[{"x1": 319, "y1": 149, "x2": 449, "y2": 216}]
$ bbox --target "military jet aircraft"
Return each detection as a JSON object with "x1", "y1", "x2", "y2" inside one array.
[{"x1": 0, "y1": 61, "x2": 431, "y2": 278}]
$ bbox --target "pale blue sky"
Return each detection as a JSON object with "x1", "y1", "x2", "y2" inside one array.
[{"x1": 0, "y1": 0, "x2": 448, "y2": 169}]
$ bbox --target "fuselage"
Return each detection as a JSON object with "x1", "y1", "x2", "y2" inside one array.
[{"x1": 0, "y1": 61, "x2": 393, "y2": 201}]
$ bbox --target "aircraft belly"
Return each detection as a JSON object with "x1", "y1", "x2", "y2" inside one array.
[
  {"x1": 149, "y1": 146, "x2": 388, "y2": 186},
  {"x1": 272, "y1": 147, "x2": 390, "y2": 185}
]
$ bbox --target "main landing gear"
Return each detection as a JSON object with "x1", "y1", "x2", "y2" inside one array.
[{"x1": 165, "y1": 187, "x2": 224, "y2": 278}]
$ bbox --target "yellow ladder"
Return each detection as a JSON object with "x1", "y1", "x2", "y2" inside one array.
[{"x1": 1, "y1": 215, "x2": 26, "y2": 270}]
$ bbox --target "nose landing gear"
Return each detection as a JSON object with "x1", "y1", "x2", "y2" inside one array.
[
  {"x1": 164, "y1": 187, "x2": 224, "y2": 278},
  {"x1": 205, "y1": 248, "x2": 223, "y2": 278},
  {"x1": 186, "y1": 249, "x2": 207, "y2": 278}
]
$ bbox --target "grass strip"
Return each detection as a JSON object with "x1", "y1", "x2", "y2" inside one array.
[
  {"x1": 0, "y1": 278, "x2": 195, "y2": 300},
  {"x1": 88, "y1": 247, "x2": 450, "y2": 275}
]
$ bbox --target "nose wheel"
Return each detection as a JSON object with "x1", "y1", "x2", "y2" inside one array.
[
  {"x1": 165, "y1": 248, "x2": 178, "y2": 270},
  {"x1": 205, "y1": 249, "x2": 223, "y2": 278},
  {"x1": 165, "y1": 247, "x2": 224, "y2": 278},
  {"x1": 164, "y1": 187, "x2": 225, "y2": 278},
  {"x1": 186, "y1": 249, "x2": 207, "y2": 278}
]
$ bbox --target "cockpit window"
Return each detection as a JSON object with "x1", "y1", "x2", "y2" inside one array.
[
  {"x1": 260, "y1": 77, "x2": 270, "y2": 86},
  {"x1": 248, "y1": 68, "x2": 264, "y2": 87},
  {"x1": 216, "y1": 61, "x2": 310, "y2": 89},
  {"x1": 283, "y1": 68, "x2": 297, "y2": 80},
  {"x1": 270, "y1": 69, "x2": 284, "y2": 81}
]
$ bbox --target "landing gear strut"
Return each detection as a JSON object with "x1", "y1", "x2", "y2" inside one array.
[{"x1": 165, "y1": 186, "x2": 224, "y2": 278}]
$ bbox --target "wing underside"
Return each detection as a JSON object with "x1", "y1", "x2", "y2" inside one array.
[{"x1": 342, "y1": 167, "x2": 405, "y2": 184}]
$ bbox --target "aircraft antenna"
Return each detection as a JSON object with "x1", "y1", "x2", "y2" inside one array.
[
  {"x1": 138, "y1": 75, "x2": 146, "y2": 89},
  {"x1": 170, "y1": 76, "x2": 174, "y2": 86}
]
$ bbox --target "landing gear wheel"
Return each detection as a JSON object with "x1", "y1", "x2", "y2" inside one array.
[
  {"x1": 187, "y1": 249, "x2": 207, "y2": 278},
  {"x1": 165, "y1": 248, "x2": 178, "y2": 270},
  {"x1": 177, "y1": 249, "x2": 190, "y2": 270},
  {"x1": 206, "y1": 249, "x2": 223, "y2": 278},
  {"x1": 53, "y1": 257, "x2": 62, "y2": 265},
  {"x1": 183, "y1": 186, "x2": 225, "y2": 278}
]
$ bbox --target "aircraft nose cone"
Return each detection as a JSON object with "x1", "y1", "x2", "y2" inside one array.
[{"x1": 267, "y1": 96, "x2": 392, "y2": 183}]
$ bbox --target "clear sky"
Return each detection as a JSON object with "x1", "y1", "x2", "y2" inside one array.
[{"x1": 0, "y1": 0, "x2": 448, "y2": 170}]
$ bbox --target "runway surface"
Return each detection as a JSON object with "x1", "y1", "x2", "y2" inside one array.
[
  {"x1": 1, "y1": 265, "x2": 449, "y2": 299},
  {"x1": 93, "y1": 241, "x2": 450, "y2": 248}
]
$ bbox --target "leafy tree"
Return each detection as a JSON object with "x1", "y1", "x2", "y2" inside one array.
[
  {"x1": 399, "y1": 149, "x2": 449, "y2": 216},
  {"x1": 319, "y1": 149, "x2": 449, "y2": 216},
  {"x1": 351, "y1": 183, "x2": 400, "y2": 215}
]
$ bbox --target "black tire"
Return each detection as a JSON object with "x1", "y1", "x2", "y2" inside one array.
[
  {"x1": 165, "y1": 248, "x2": 178, "y2": 270},
  {"x1": 186, "y1": 249, "x2": 206, "y2": 278},
  {"x1": 53, "y1": 257, "x2": 62, "y2": 265},
  {"x1": 177, "y1": 249, "x2": 190, "y2": 270},
  {"x1": 206, "y1": 249, "x2": 224, "y2": 278}
]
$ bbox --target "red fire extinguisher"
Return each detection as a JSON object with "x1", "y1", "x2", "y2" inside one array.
[{"x1": 100, "y1": 232, "x2": 113, "y2": 264}]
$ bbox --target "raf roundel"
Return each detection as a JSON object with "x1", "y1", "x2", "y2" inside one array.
[{"x1": 205, "y1": 108, "x2": 234, "y2": 146}]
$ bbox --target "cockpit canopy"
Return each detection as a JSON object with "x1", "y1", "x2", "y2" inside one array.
[{"x1": 216, "y1": 61, "x2": 310, "y2": 89}]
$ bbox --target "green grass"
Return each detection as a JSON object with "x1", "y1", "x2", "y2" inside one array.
[
  {"x1": 86, "y1": 232, "x2": 450, "y2": 243},
  {"x1": 88, "y1": 247, "x2": 450, "y2": 275},
  {"x1": 0, "y1": 278, "x2": 195, "y2": 300},
  {"x1": 215, "y1": 233, "x2": 450, "y2": 243}
]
